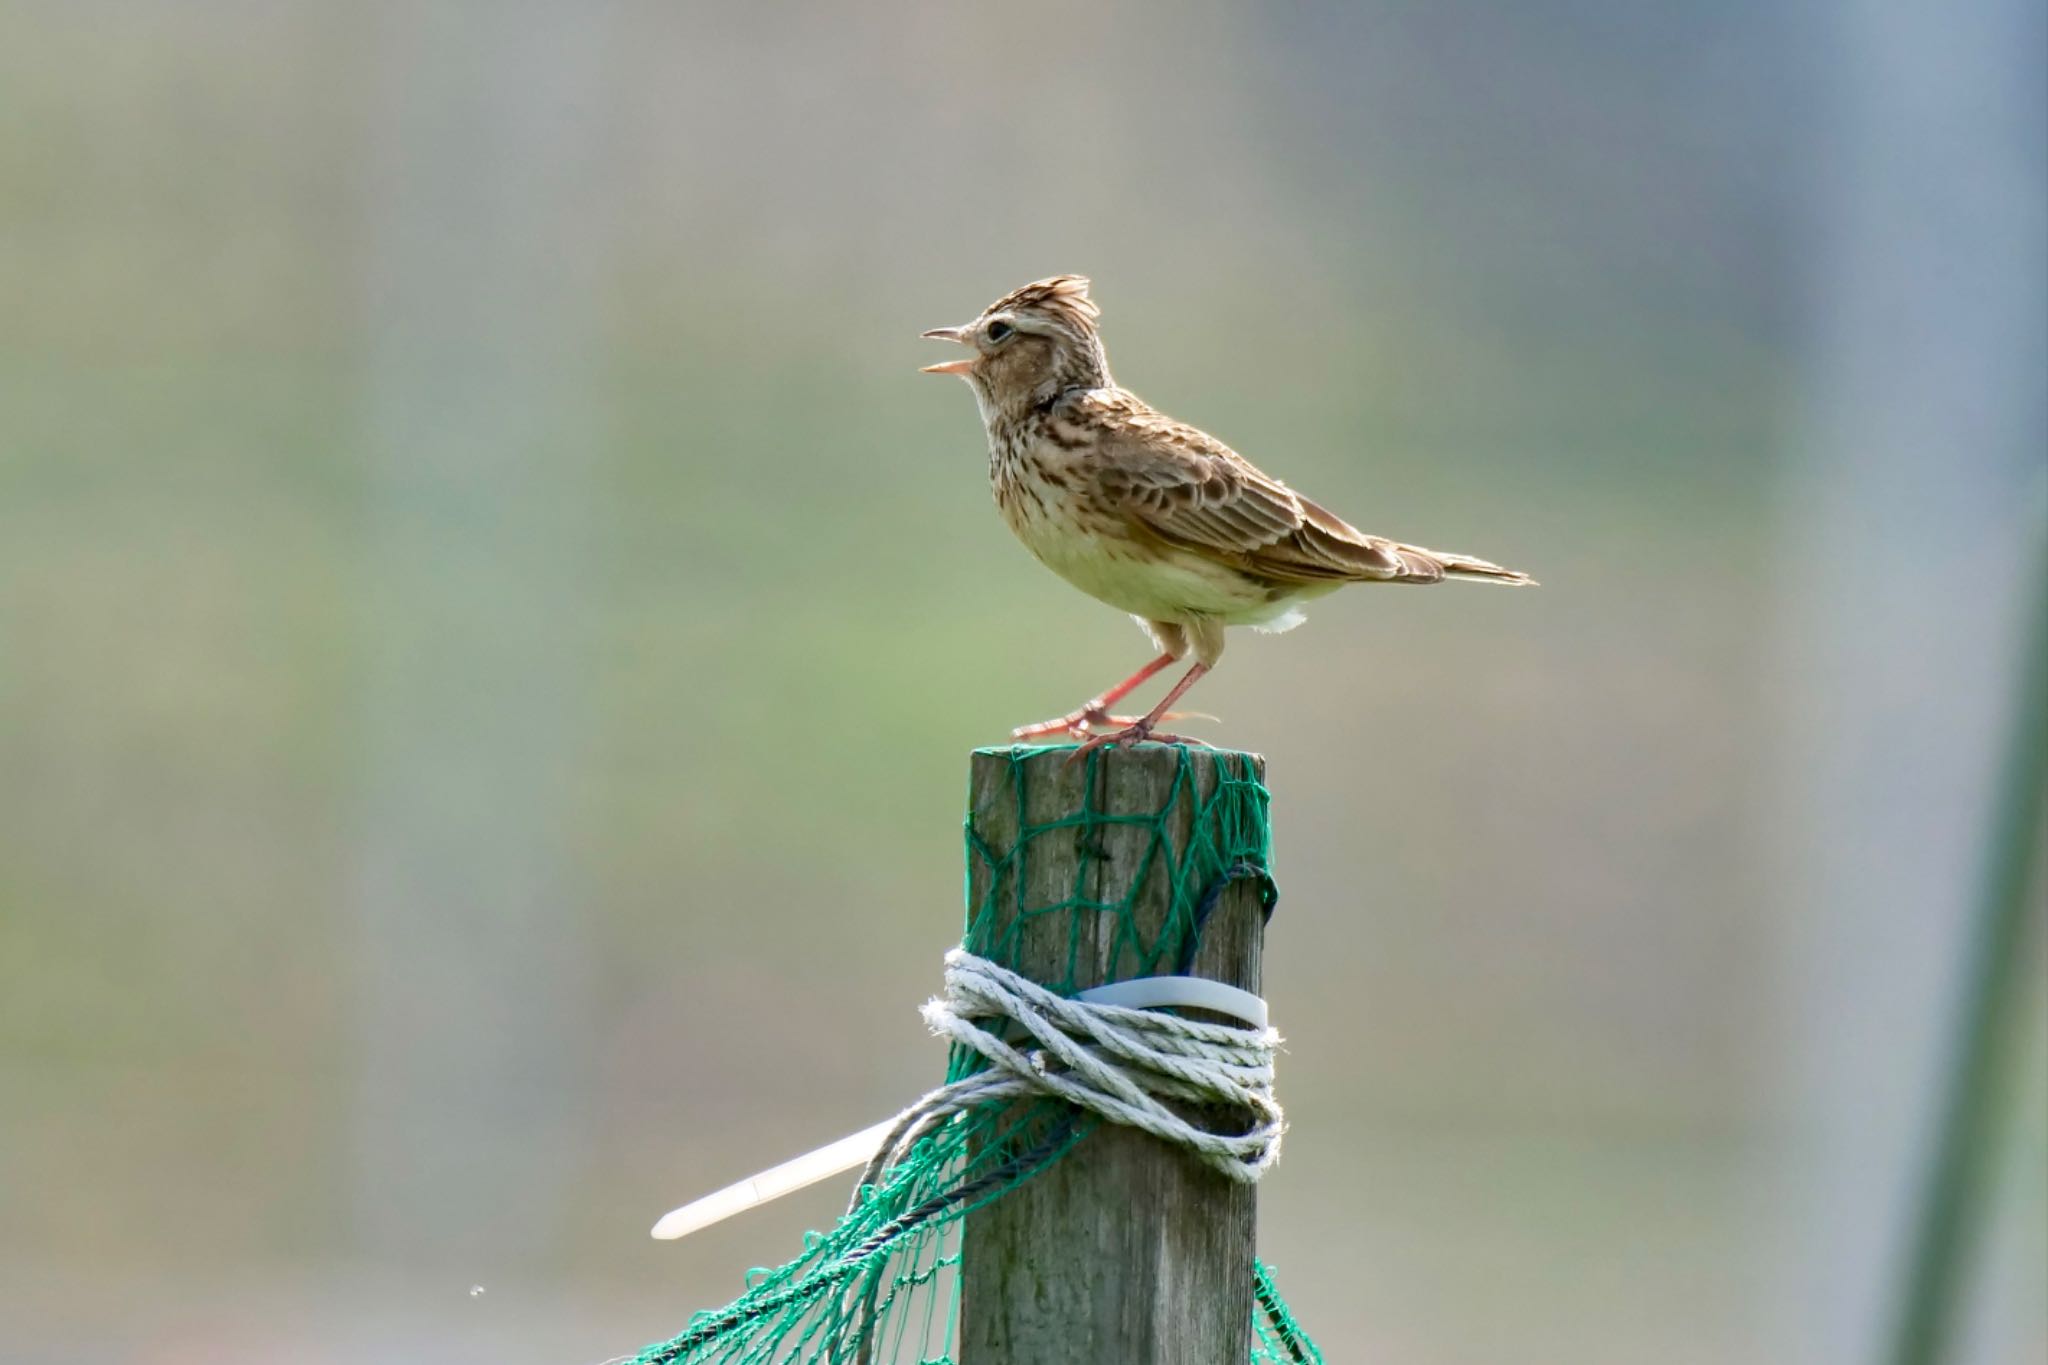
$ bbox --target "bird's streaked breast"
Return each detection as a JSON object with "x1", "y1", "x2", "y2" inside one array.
[{"x1": 989, "y1": 424, "x2": 1284, "y2": 626}]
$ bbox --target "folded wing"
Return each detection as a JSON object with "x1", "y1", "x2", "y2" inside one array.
[{"x1": 1086, "y1": 399, "x2": 1509, "y2": 585}]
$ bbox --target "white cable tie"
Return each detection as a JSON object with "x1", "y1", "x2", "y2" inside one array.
[
  {"x1": 1077, "y1": 976, "x2": 1268, "y2": 1030},
  {"x1": 650, "y1": 1120, "x2": 894, "y2": 1241}
]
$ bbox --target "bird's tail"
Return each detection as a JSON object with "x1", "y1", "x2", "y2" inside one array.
[{"x1": 1387, "y1": 543, "x2": 1537, "y2": 586}]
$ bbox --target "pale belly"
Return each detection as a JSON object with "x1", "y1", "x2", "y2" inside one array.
[{"x1": 999, "y1": 480, "x2": 1307, "y2": 628}]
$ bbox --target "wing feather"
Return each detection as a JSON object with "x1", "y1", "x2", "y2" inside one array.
[{"x1": 1082, "y1": 396, "x2": 1407, "y2": 584}]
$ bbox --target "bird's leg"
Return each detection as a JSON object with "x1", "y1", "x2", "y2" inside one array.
[
  {"x1": 1011, "y1": 652, "x2": 1179, "y2": 741},
  {"x1": 1068, "y1": 661, "x2": 1214, "y2": 759}
]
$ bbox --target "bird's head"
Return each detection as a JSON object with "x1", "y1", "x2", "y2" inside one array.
[{"x1": 921, "y1": 275, "x2": 1111, "y2": 416}]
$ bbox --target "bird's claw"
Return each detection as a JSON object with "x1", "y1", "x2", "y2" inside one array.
[
  {"x1": 1012, "y1": 704, "x2": 1144, "y2": 742},
  {"x1": 1063, "y1": 723, "x2": 1213, "y2": 765},
  {"x1": 1013, "y1": 705, "x2": 1208, "y2": 744}
]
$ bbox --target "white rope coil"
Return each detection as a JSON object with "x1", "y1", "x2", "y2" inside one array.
[{"x1": 856, "y1": 948, "x2": 1284, "y2": 1196}]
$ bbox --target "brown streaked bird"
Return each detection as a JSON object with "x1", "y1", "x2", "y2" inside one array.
[{"x1": 922, "y1": 275, "x2": 1534, "y2": 753}]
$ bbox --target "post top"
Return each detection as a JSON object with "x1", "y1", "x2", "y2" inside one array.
[
  {"x1": 972, "y1": 742, "x2": 1265, "y2": 762},
  {"x1": 964, "y1": 741, "x2": 1274, "y2": 993}
]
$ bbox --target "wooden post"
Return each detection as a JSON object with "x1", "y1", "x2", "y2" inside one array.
[{"x1": 959, "y1": 745, "x2": 1266, "y2": 1364}]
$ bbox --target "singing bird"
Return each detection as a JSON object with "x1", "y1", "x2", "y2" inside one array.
[{"x1": 922, "y1": 275, "x2": 1533, "y2": 753}]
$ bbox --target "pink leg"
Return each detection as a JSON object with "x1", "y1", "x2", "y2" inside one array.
[
  {"x1": 1011, "y1": 652, "x2": 1179, "y2": 741},
  {"x1": 1069, "y1": 661, "x2": 1213, "y2": 760},
  {"x1": 1093, "y1": 652, "x2": 1178, "y2": 710}
]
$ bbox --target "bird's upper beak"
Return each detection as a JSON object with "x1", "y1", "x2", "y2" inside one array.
[{"x1": 919, "y1": 325, "x2": 976, "y2": 375}]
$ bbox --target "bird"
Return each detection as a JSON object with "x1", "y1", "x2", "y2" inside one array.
[{"x1": 921, "y1": 275, "x2": 1533, "y2": 754}]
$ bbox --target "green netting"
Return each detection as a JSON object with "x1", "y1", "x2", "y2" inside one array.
[{"x1": 628, "y1": 745, "x2": 1321, "y2": 1365}]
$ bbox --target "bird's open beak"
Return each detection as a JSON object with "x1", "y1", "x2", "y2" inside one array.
[{"x1": 920, "y1": 326, "x2": 976, "y2": 375}]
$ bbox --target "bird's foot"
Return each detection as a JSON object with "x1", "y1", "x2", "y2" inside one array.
[
  {"x1": 1013, "y1": 704, "x2": 1211, "y2": 744},
  {"x1": 1011, "y1": 703, "x2": 1148, "y2": 742},
  {"x1": 1065, "y1": 721, "x2": 1213, "y2": 764}
]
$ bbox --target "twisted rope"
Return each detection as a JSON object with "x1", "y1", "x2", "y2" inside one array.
[{"x1": 853, "y1": 948, "x2": 1283, "y2": 1202}]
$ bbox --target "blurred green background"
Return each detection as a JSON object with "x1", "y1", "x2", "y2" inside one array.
[{"x1": 2, "y1": 3, "x2": 2042, "y2": 1362}]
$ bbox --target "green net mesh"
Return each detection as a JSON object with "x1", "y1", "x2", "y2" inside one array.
[{"x1": 628, "y1": 745, "x2": 1322, "y2": 1365}]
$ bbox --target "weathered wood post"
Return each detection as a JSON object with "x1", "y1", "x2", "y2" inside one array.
[{"x1": 959, "y1": 744, "x2": 1268, "y2": 1364}]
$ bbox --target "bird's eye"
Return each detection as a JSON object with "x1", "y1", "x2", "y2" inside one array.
[{"x1": 985, "y1": 320, "x2": 1014, "y2": 344}]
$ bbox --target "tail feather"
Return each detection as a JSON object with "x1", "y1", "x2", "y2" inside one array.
[{"x1": 1386, "y1": 542, "x2": 1537, "y2": 587}]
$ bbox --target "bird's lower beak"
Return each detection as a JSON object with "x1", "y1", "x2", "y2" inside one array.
[{"x1": 920, "y1": 325, "x2": 976, "y2": 374}]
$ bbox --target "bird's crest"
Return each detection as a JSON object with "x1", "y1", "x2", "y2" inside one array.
[{"x1": 985, "y1": 275, "x2": 1100, "y2": 334}]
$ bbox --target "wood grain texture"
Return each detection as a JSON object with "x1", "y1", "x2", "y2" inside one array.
[{"x1": 960, "y1": 745, "x2": 1265, "y2": 1365}]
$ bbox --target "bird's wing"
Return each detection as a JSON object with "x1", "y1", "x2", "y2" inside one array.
[{"x1": 1083, "y1": 397, "x2": 1414, "y2": 584}]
